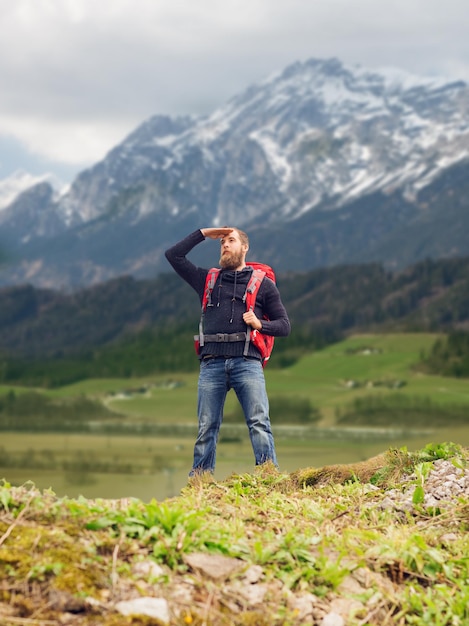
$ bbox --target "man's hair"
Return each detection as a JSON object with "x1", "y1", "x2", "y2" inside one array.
[{"x1": 224, "y1": 226, "x2": 249, "y2": 247}]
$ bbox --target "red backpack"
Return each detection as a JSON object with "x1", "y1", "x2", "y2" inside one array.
[{"x1": 195, "y1": 262, "x2": 276, "y2": 367}]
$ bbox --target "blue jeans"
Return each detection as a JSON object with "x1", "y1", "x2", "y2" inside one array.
[{"x1": 191, "y1": 357, "x2": 278, "y2": 475}]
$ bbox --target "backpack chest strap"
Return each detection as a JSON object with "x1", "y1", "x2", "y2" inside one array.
[{"x1": 197, "y1": 332, "x2": 247, "y2": 343}]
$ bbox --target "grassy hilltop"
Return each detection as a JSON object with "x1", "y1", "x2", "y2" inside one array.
[{"x1": 1, "y1": 443, "x2": 469, "y2": 625}]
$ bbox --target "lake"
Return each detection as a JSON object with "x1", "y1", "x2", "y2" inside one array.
[{"x1": 3, "y1": 425, "x2": 468, "y2": 501}]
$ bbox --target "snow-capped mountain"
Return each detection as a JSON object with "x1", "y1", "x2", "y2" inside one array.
[
  {"x1": 1, "y1": 57, "x2": 469, "y2": 288},
  {"x1": 0, "y1": 170, "x2": 61, "y2": 211},
  {"x1": 54, "y1": 58, "x2": 469, "y2": 227}
]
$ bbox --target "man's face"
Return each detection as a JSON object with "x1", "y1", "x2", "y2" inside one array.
[{"x1": 219, "y1": 230, "x2": 248, "y2": 270}]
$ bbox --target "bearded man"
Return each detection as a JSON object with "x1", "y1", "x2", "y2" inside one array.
[{"x1": 165, "y1": 227, "x2": 291, "y2": 476}]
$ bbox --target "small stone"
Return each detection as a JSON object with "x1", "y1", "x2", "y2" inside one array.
[
  {"x1": 322, "y1": 612, "x2": 345, "y2": 626},
  {"x1": 289, "y1": 592, "x2": 317, "y2": 620},
  {"x1": 329, "y1": 597, "x2": 364, "y2": 619},
  {"x1": 242, "y1": 564, "x2": 264, "y2": 584},
  {"x1": 337, "y1": 574, "x2": 364, "y2": 595},
  {"x1": 237, "y1": 582, "x2": 268, "y2": 605},
  {"x1": 133, "y1": 560, "x2": 165, "y2": 579},
  {"x1": 183, "y1": 552, "x2": 243, "y2": 580},
  {"x1": 352, "y1": 567, "x2": 395, "y2": 595},
  {"x1": 115, "y1": 597, "x2": 170, "y2": 624}
]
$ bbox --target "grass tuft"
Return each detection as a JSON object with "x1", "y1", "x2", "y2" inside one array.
[{"x1": 290, "y1": 453, "x2": 387, "y2": 488}]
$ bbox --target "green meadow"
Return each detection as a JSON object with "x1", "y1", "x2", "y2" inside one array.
[
  {"x1": 2, "y1": 333, "x2": 469, "y2": 501},
  {"x1": 43, "y1": 332, "x2": 467, "y2": 420}
]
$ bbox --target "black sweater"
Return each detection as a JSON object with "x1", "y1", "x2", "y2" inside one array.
[{"x1": 165, "y1": 230, "x2": 291, "y2": 360}]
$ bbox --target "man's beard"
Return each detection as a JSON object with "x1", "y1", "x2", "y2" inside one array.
[{"x1": 219, "y1": 249, "x2": 244, "y2": 270}]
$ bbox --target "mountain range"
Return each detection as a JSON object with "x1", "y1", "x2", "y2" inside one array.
[{"x1": 0, "y1": 56, "x2": 468, "y2": 290}]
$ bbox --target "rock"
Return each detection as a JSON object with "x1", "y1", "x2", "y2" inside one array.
[
  {"x1": 132, "y1": 559, "x2": 165, "y2": 579},
  {"x1": 322, "y1": 612, "x2": 345, "y2": 626},
  {"x1": 337, "y1": 574, "x2": 364, "y2": 595},
  {"x1": 183, "y1": 552, "x2": 244, "y2": 580},
  {"x1": 288, "y1": 592, "x2": 318, "y2": 621},
  {"x1": 115, "y1": 597, "x2": 170, "y2": 624},
  {"x1": 379, "y1": 459, "x2": 469, "y2": 512},
  {"x1": 236, "y1": 582, "x2": 268, "y2": 605},
  {"x1": 241, "y1": 564, "x2": 264, "y2": 584},
  {"x1": 329, "y1": 597, "x2": 364, "y2": 620},
  {"x1": 352, "y1": 566, "x2": 395, "y2": 595}
]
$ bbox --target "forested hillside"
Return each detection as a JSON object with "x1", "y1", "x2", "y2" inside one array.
[
  {"x1": 2, "y1": 255, "x2": 469, "y2": 357},
  {"x1": 0, "y1": 255, "x2": 469, "y2": 386},
  {"x1": 420, "y1": 331, "x2": 469, "y2": 378}
]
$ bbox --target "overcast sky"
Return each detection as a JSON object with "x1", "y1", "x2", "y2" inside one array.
[{"x1": 1, "y1": 0, "x2": 469, "y2": 183}]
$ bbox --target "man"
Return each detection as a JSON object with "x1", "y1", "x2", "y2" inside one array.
[{"x1": 165, "y1": 227, "x2": 291, "y2": 476}]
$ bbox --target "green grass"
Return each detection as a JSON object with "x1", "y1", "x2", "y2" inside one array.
[
  {"x1": 267, "y1": 333, "x2": 469, "y2": 422},
  {"x1": 2, "y1": 444, "x2": 469, "y2": 625}
]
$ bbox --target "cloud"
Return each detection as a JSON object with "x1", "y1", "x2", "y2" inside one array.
[{"x1": 0, "y1": 0, "x2": 468, "y2": 176}]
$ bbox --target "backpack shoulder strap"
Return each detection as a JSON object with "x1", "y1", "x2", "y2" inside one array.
[
  {"x1": 198, "y1": 267, "x2": 220, "y2": 350},
  {"x1": 243, "y1": 268, "x2": 266, "y2": 356},
  {"x1": 243, "y1": 268, "x2": 266, "y2": 309},
  {"x1": 202, "y1": 267, "x2": 220, "y2": 311}
]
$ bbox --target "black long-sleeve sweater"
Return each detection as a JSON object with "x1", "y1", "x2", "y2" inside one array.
[{"x1": 165, "y1": 230, "x2": 291, "y2": 360}]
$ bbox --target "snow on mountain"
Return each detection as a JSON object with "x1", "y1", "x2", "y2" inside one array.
[
  {"x1": 50, "y1": 57, "x2": 468, "y2": 230},
  {"x1": 188, "y1": 59, "x2": 466, "y2": 219},
  {"x1": 240, "y1": 58, "x2": 469, "y2": 214},
  {"x1": 0, "y1": 171, "x2": 52, "y2": 210},
  {"x1": 5, "y1": 57, "x2": 469, "y2": 230},
  {"x1": 0, "y1": 170, "x2": 69, "y2": 214},
  {"x1": 1, "y1": 56, "x2": 469, "y2": 289}
]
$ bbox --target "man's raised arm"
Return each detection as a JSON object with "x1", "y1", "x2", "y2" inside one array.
[{"x1": 200, "y1": 227, "x2": 233, "y2": 239}]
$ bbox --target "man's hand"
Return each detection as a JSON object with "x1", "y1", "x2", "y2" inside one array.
[
  {"x1": 243, "y1": 310, "x2": 262, "y2": 330},
  {"x1": 201, "y1": 227, "x2": 233, "y2": 239}
]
